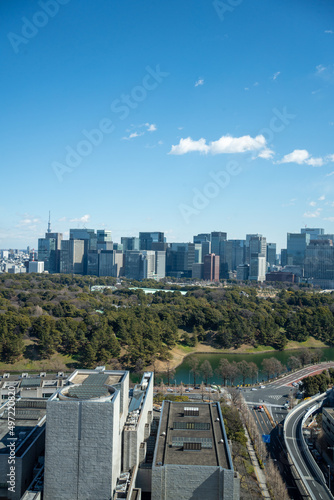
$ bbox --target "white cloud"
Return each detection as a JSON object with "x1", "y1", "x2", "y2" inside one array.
[
  {"x1": 324, "y1": 217, "x2": 334, "y2": 222},
  {"x1": 70, "y1": 214, "x2": 90, "y2": 223},
  {"x1": 280, "y1": 149, "x2": 310, "y2": 164},
  {"x1": 257, "y1": 148, "x2": 274, "y2": 159},
  {"x1": 307, "y1": 157, "x2": 324, "y2": 167},
  {"x1": 327, "y1": 154, "x2": 334, "y2": 162},
  {"x1": 244, "y1": 87, "x2": 249, "y2": 91},
  {"x1": 169, "y1": 137, "x2": 209, "y2": 155},
  {"x1": 315, "y1": 64, "x2": 334, "y2": 83},
  {"x1": 326, "y1": 171, "x2": 334, "y2": 177},
  {"x1": 316, "y1": 64, "x2": 327, "y2": 74},
  {"x1": 272, "y1": 71, "x2": 280, "y2": 81},
  {"x1": 279, "y1": 149, "x2": 328, "y2": 167},
  {"x1": 195, "y1": 78, "x2": 204, "y2": 87},
  {"x1": 309, "y1": 201, "x2": 317, "y2": 207},
  {"x1": 319, "y1": 195, "x2": 326, "y2": 201},
  {"x1": 122, "y1": 131, "x2": 144, "y2": 140},
  {"x1": 325, "y1": 30, "x2": 334, "y2": 34},
  {"x1": 253, "y1": 82, "x2": 259, "y2": 86},
  {"x1": 303, "y1": 208, "x2": 322, "y2": 218},
  {"x1": 146, "y1": 123, "x2": 157, "y2": 132},
  {"x1": 169, "y1": 134, "x2": 267, "y2": 156}
]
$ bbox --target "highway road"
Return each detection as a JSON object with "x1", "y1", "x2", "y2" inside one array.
[{"x1": 285, "y1": 398, "x2": 333, "y2": 500}]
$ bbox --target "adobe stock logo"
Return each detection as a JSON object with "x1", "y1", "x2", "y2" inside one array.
[
  {"x1": 52, "y1": 65, "x2": 169, "y2": 182},
  {"x1": 179, "y1": 161, "x2": 242, "y2": 224},
  {"x1": 7, "y1": 0, "x2": 71, "y2": 54}
]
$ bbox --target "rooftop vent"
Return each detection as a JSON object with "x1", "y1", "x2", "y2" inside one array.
[
  {"x1": 21, "y1": 373, "x2": 28, "y2": 378},
  {"x1": 3, "y1": 373, "x2": 10, "y2": 379},
  {"x1": 57, "y1": 372, "x2": 64, "y2": 377},
  {"x1": 39, "y1": 372, "x2": 46, "y2": 377},
  {"x1": 184, "y1": 442, "x2": 201, "y2": 451},
  {"x1": 184, "y1": 407, "x2": 199, "y2": 417}
]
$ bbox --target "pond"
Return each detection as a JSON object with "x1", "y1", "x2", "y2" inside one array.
[{"x1": 157, "y1": 347, "x2": 334, "y2": 386}]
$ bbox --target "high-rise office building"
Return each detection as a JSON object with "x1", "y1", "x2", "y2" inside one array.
[
  {"x1": 248, "y1": 235, "x2": 266, "y2": 281},
  {"x1": 210, "y1": 232, "x2": 227, "y2": 255},
  {"x1": 38, "y1": 237, "x2": 57, "y2": 273},
  {"x1": 300, "y1": 228, "x2": 324, "y2": 238},
  {"x1": 167, "y1": 243, "x2": 195, "y2": 278},
  {"x1": 203, "y1": 254, "x2": 220, "y2": 282},
  {"x1": 304, "y1": 240, "x2": 334, "y2": 280},
  {"x1": 287, "y1": 232, "x2": 310, "y2": 269},
  {"x1": 87, "y1": 250, "x2": 99, "y2": 276},
  {"x1": 121, "y1": 237, "x2": 140, "y2": 251},
  {"x1": 222, "y1": 240, "x2": 246, "y2": 273},
  {"x1": 155, "y1": 251, "x2": 166, "y2": 280},
  {"x1": 70, "y1": 229, "x2": 97, "y2": 251},
  {"x1": 193, "y1": 233, "x2": 211, "y2": 243},
  {"x1": 266, "y1": 243, "x2": 276, "y2": 268},
  {"x1": 139, "y1": 232, "x2": 164, "y2": 250},
  {"x1": 59, "y1": 240, "x2": 85, "y2": 274},
  {"x1": 98, "y1": 250, "x2": 124, "y2": 277},
  {"x1": 97, "y1": 229, "x2": 112, "y2": 242}
]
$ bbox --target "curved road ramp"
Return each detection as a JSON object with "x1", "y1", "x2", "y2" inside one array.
[{"x1": 284, "y1": 393, "x2": 333, "y2": 500}]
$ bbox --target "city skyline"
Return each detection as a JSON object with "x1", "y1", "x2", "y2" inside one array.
[
  {"x1": 1, "y1": 1, "x2": 334, "y2": 250},
  {"x1": 1, "y1": 218, "x2": 334, "y2": 253}
]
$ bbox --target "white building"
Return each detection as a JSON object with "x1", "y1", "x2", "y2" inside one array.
[{"x1": 28, "y1": 261, "x2": 44, "y2": 273}]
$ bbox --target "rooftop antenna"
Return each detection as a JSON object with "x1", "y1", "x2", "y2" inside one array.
[{"x1": 47, "y1": 211, "x2": 51, "y2": 233}]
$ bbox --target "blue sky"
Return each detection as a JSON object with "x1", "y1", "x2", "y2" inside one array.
[{"x1": 1, "y1": 0, "x2": 334, "y2": 250}]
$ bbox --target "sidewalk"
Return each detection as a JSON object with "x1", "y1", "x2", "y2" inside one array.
[{"x1": 244, "y1": 425, "x2": 271, "y2": 499}]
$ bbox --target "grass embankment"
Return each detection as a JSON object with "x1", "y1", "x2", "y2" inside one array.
[
  {"x1": 154, "y1": 335, "x2": 328, "y2": 371},
  {"x1": 0, "y1": 339, "x2": 78, "y2": 373},
  {"x1": 0, "y1": 335, "x2": 328, "y2": 374}
]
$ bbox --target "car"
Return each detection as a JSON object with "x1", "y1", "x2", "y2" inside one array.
[
  {"x1": 252, "y1": 388, "x2": 257, "y2": 391},
  {"x1": 254, "y1": 405, "x2": 259, "y2": 410},
  {"x1": 166, "y1": 388, "x2": 173, "y2": 392},
  {"x1": 194, "y1": 386, "x2": 200, "y2": 390},
  {"x1": 185, "y1": 389, "x2": 190, "y2": 392},
  {"x1": 260, "y1": 385, "x2": 265, "y2": 389},
  {"x1": 260, "y1": 408, "x2": 265, "y2": 412},
  {"x1": 292, "y1": 382, "x2": 298, "y2": 387}
]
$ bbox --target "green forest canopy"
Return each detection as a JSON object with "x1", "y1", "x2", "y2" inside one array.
[{"x1": 0, "y1": 274, "x2": 334, "y2": 368}]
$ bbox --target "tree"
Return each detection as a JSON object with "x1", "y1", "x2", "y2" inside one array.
[
  {"x1": 287, "y1": 355, "x2": 301, "y2": 371},
  {"x1": 215, "y1": 358, "x2": 230, "y2": 386},
  {"x1": 237, "y1": 360, "x2": 251, "y2": 386},
  {"x1": 201, "y1": 359, "x2": 213, "y2": 385},
  {"x1": 227, "y1": 361, "x2": 239, "y2": 386},
  {"x1": 298, "y1": 349, "x2": 312, "y2": 367},
  {"x1": 188, "y1": 356, "x2": 200, "y2": 386},
  {"x1": 166, "y1": 360, "x2": 175, "y2": 386},
  {"x1": 248, "y1": 362, "x2": 258, "y2": 384},
  {"x1": 262, "y1": 358, "x2": 276, "y2": 380}
]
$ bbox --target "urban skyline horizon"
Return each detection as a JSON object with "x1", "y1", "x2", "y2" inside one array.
[{"x1": 1, "y1": 221, "x2": 332, "y2": 254}]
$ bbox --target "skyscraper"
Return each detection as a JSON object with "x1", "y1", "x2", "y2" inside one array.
[
  {"x1": 139, "y1": 232, "x2": 164, "y2": 250},
  {"x1": 248, "y1": 235, "x2": 267, "y2": 281},
  {"x1": 59, "y1": 240, "x2": 85, "y2": 274},
  {"x1": 287, "y1": 232, "x2": 310, "y2": 269},
  {"x1": 203, "y1": 253, "x2": 220, "y2": 282},
  {"x1": 266, "y1": 243, "x2": 276, "y2": 268}
]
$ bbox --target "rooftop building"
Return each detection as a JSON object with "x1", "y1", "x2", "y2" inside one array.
[{"x1": 152, "y1": 401, "x2": 239, "y2": 500}]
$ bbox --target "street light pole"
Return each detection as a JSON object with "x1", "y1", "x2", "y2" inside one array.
[{"x1": 328, "y1": 465, "x2": 331, "y2": 491}]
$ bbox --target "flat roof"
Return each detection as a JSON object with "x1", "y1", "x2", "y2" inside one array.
[
  {"x1": 0, "y1": 400, "x2": 46, "y2": 454},
  {"x1": 154, "y1": 401, "x2": 230, "y2": 469}
]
